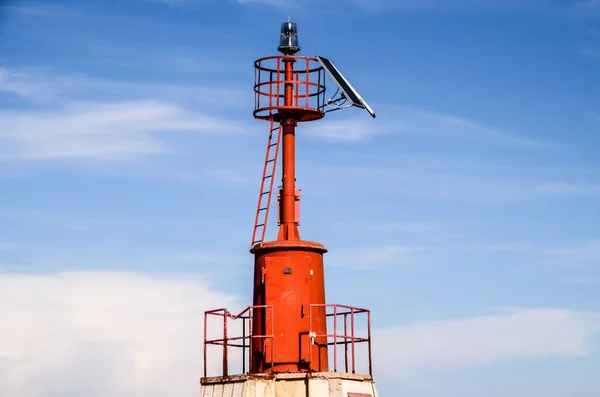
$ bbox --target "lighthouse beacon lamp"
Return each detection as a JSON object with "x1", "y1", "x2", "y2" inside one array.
[{"x1": 278, "y1": 21, "x2": 300, "y2": 56}]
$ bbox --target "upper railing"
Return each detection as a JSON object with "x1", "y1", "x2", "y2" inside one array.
[
  {"x1": 253, "y1": 55, "x2": 327, "y2": 122},
  {"x1": 203, "y1": 303, "x2": 372, "y2": 378}
]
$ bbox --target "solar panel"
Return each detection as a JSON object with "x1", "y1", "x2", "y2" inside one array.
[{"x1": 315, "y1": 55, "x2": 376, "y2": 118}]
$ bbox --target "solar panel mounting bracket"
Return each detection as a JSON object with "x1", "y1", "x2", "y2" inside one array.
[{"x1": 315, "y1": 55, "x2": 376, "y2": 118}]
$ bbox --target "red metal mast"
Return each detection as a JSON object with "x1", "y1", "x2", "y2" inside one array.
[
  {"x1": 202, "y1": 22, "x2": 375, "y2": 383},
  {"x1": 250, "y1": 23, "x2": 328, "y2": 373},
  {"x1": 278, "y1": 61, "x2": 300, "y2": 241}
]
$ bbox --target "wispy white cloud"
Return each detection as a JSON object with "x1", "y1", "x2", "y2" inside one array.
[
  {"x1": 2, "y1": 274, "x2": 596, "y2": 396},
  {"x1": 303, "y1": 117, "x2": 390, "y2": 142},
  {"x1": 0, "y1": 67, "x2": 110, "y2": 102},
  {"x1": 349, "y1": 0, "x2": 550, "y2": 12},
  {"x1": 237, "y1": 0, "x2": 554, "y2": 13},
  {"x1": 304, "y1": 106, "x2": 549, "y2": 149},
  {"x1": 202, "y1": 169, "x2": 255, "y2": 185},
  {"x1": 236, "y1": 0, "x2": 297, "y2": 6},
  {"x1": 576, "y1": 0, "x2": 600, "y2": 9},
  {"x1": 568, "y1": 276, "x2": 599, "y2": 285},
  {"x1": 304, "y1": 156, "x2": 600, "y2": 203},
  {"x1": 0, "y1": 241, "x2": 21, "y2": 251},
  {"x1": 0, "y1": 208, "x2": 129, "y2": 232},
  {"x1": 327, "y1": 244, "x2": 434, "y2": 268},
  {"x1": 0, "y1": 66, "x2": 252, "y2": 162},
  {"x1": 321, "y1": 236, "x2": 600, "y2": 270},
  {"x1": 580, "y1": 42, "x2": 600, "y2": 57},
  {"x1": 374, "y1": 307, "x2": 600, "y2": 380},
  {"x1": 4, "y1": 2, "x2": 88, "y2": 19},
  {"x1": 0, "y1": 100, "x2": 246, "y2": 161},
  {"x1": 466, "y1": 239, "x2": 600, "y2": 267},
  {"x1": 578, "y1": 27, "x2": 600, "y2": 59},
  {"x1": 0, "y1": 271, "x2": 243, "y2": 397},
  {"x1": 332, "y1": 220, "x2": 441, "y2": 233},
  {"x1": 0, "y1": 67, "x2": 246, "y2": 106}
]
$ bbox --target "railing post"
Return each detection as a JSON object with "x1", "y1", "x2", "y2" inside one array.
[
  {"x1": 305, "y1": 59, "x2": 309, "y2": 107},
  {"x1": 295, "y1": 71, "x2": 299, "y2": 107},
  {"x1": 333, "y1": 304, "x2": 338, "y2": 372},
  {"x1": 367, "y1": 310, "x2": 373, "y2": 376},
  {"x1": 276, "y1": 57, "x2": 281, "y2": 108},
  {"x1": 270, "y1": 305, "x2": 275, "y2": 371},
  {"x1": 249, "y1": 306, "x2": 254, "y2": 373},
  {"x1": 308, "y1": 304, "x2": 313, "y2": 369},
  {"x1": 223, "y1": 313, "x2": 228, "y2": 376},
  {"x1": 351, "y1": 307, "x2": 356, "y2": 374},
  {"x1": 242, "y1": 316, "x2": 247, "y2": 374},
  {"x1": 203, "y1": 312, "x2": 208, "y2": 377},
  {"x1": 344, "y1": 313, "x2": 349, "y2": 373}
]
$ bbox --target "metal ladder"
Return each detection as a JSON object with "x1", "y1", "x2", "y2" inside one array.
[{"x1": 251, "y1": 119, "x2": 282, "y2": 247}]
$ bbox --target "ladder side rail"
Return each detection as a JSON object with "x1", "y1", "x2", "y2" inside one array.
[
  {"x1": 259, "y1": 123, "x2": 282, "y2": 244},
  {"x1": 251, "y1": 119, "x2": 282, "y2": 246}
]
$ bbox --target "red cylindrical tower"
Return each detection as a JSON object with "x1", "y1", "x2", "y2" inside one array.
[{"x1": 249, "y1": 23, "x2": 329, "y2": 373}]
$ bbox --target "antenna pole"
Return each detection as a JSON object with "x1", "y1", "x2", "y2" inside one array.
[{"x1": 277, "y1": 58, "x2": 300, "y2": 241}]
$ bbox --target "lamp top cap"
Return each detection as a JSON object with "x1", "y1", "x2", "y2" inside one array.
[{"x1": 278, "y1": 21, "x2": 300, "y2": 56}]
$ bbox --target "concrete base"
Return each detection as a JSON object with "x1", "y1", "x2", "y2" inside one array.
[{"x1": 200, "y1": 372, "x2": 379, "y2": 397}]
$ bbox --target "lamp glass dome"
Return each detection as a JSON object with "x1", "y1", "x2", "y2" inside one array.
[{"x1": 278, "y1": 22, "x2": 300, "y2": 55}]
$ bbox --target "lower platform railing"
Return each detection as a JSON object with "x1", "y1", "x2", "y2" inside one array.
[
  {"x1": 308, "y1": 304, "x2": 372, "y2": 376},
  {"x1": 203, "y1": 305, "x2": 274, "y2": 377},
  {"x1": 203, "y1": 303, "x2": 372, "y2": 378}
]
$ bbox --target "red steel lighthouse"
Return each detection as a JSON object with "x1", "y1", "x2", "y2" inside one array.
[{"x1": 201, "y1": 22, "x2": 379, "y2": 397}]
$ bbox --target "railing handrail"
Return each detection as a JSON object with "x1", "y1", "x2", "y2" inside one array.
[
  {"x1": 203, "y1": 305, "x2": 275, "y2": 377},
  {"x1": 308, "y1": 303, "x2": 372, "y2": 375},
  {"x1": 203, "y1": 303, "x2": 372, "y2": 377}
]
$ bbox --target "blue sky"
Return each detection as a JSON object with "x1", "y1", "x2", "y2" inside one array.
[{"x1": 1, "y1": 0, "x2": 600, "y2": 396}]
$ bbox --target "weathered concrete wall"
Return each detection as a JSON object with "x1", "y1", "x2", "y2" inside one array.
[{"x1": 200, "y1": 372, "x2": 379, "y2": 397}]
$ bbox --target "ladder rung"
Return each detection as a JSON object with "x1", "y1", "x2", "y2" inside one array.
[{"x1": 252, "y1": 122, "x2": 281, "y2": 247}]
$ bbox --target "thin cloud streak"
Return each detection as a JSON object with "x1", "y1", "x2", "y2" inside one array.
[
  {"x1": 349, "y1": 0, "x2": 552, "y2": 13},
  {"x1": 304, "y1": 105, "x2": 550, "y2": 149},
  {"x1": 327, "y1": 244, "x2": 435, "y2": 268},
  {"x1": 462, "y1": 239, "x2": 600, "y2": 267},
  {"x1": 305, "y1": 162, "x2": 600, "y2": 203},
  {"x1": 0, "y1": 100, "x2": 248, "y2": 161},
  {"x1": 0, "y1": 67, "x2": 252, "y2": 162},
  {"x1": 237, "y1": 0, "x2": 558, "y2": 13},
  {"x1": 374, "y1": 307, "x2": 600, "y2": 381},
  {"x1": 0, "y1": 67, "x2": 247, "y2": 106}
]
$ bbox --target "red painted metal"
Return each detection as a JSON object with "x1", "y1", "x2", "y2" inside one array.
[
  {"x1": 251, "y1": 120, "x2": 282, "y2": 246},
  {"x1": 251, "y1": 55, "x2": 325, "y2": 247},
  {"x1": 203, "y1": 303, "x2": 372, "y2": 377},
  {"x1": 308, "y1": 304, "x2": 372, "y2": 375},
  {"x1": 277, "y1": 188, "x2": 300, "y2": 226},
  {"x1": 253, "y1": 55, "x2": 326, "y2": 122},
  {"x1": 202, "y1": 31, "x2": 376, "y2": 380},
  {"x1": 203, "y1": 306, "x2": 275, "y2": 378},
  {"x1": 250, "y1": 241, "x2": 329, "y2": 373},
  {"x1": 248, "y1": 55, "x2": 332, "y2": 373}
]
